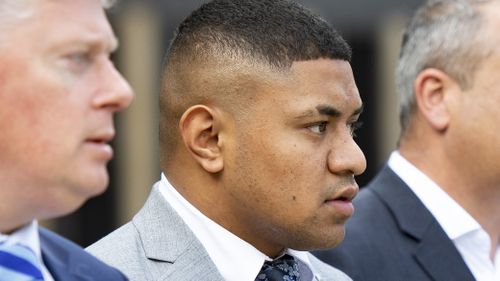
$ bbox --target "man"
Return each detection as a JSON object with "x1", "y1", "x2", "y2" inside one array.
[
  {"x1": 0, "y1": 0, "x2": 133, "y2": 280},
  {"x1": 88, "y1": 0, "x2": 366, "y2": 280},
  {"x1": 314, "y1": 0, "x2": 500, "y2": 280}
]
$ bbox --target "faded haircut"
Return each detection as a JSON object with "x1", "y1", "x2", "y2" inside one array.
[
  {"x1": 396, "y1": 0, "x2": 494, "y2": 135},
  {"x1": 160, "y1": 0, "x2": 352, "y2": 160}
]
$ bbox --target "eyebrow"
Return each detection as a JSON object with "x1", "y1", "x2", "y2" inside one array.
[
  {"x1": 352, "y1": 104, "x2": 364, "y2": 116},
  {"x1": 316, "y1": 104, "x2": 364, "y2": 117},
  {"x1": 316, "y1": 105, "x2": 341, "y2": 117},
  {"x1": 295, "y1": 103, "x2": 364, "y2": 120}
]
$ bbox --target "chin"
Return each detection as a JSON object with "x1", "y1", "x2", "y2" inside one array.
[
  {"x1": 315, "y1": 228, "x2": 346, "y2": 250},
  {"x1": 79, "y1": 169, "x2": 110, "y2": 196},
  {"x1": 64, "y1": 173, "x2": 109, "y2": 207},
  {"x1": 288, "y1": 228, "x2": 346, "y2": 251}
]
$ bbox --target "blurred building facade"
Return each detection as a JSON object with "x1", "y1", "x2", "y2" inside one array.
[{"x1": 50, "y1": 0, "x2": 424, "y2": 246}]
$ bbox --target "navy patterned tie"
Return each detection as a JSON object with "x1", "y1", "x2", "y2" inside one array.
[
  {"x1": 255, "y1": 254, "x2": 301, "y2": 281},
  {"x1": 0, "y1": 242, "x2": 44, "y2": 280}
]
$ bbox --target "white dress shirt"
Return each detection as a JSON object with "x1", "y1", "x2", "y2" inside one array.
[
  {"x1": 389, "y1": 151, "x2": 500, "y2": 281},
  {"x1": 158, "y1": 173, "x2": 317, "y2": 281},
  {"x1": 0, "y1": 221, "x2": 55, "y2": 281}
]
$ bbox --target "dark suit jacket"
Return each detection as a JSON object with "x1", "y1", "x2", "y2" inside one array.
[
  {"x1": 39, "y1": 227, "x2": 127, "y2": 281},
  {"x1": 313, "y1": 165, "x2": 475, "y2": 281}
]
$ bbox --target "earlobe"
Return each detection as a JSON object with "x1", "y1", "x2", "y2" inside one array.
[
  {"x1": 414, "y1": 68, "x2": 455, "y2": 131},
  {"x1": 179, "y1": 105, "x2": 224, "y2": 173}
]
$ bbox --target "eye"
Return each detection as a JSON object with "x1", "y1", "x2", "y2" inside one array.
[
  {"x1": 64, "y1": 52, "x2": 93, "y2": 72},
  {"x1": 308, "y1": 121, "x2": 328, "y2": 134},
  {"x1": 348, "y1": 120, "x2": 363, "y2": 137}
]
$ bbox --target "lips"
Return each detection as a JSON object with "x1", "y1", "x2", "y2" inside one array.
[
  {"x1": 327, "y1": 185, "x2": 358, "y2": 203},
  {"x1": 84, "y1": 130, "x2": 115, "y2": 159},
  {"x1": 86, "y1": 130, "x2": 115, "y2": 144},
  {"x1": 324, "y1": 184, "x2": 359, "y2": 217}
]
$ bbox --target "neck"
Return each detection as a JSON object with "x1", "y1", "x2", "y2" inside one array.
[{"x1": 399, "y1": 144, "x2": 500, "y2": 262}]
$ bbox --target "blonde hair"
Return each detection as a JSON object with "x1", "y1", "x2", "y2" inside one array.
[{"x1": 0, "y1": 0, "x2": 116, "y2": 43}]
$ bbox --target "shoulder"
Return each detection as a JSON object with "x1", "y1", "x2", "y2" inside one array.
[
  {"x1": 87, "y1": 222, "x2": 151, "y2": 280},
  {"x1": 307, "y1": 253, "x2": 352, "y2": 281},
  {"x1": 86, "y1": 222, "x2": 142, "y2": 265},
  {"x1": 39, "y1": 228, "x2": 127, "y2": 280}
]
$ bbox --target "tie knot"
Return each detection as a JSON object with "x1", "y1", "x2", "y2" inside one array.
[
  {"x1": 0, "y1": 242, "x2": 44, "y2": 280},
  {"x1": 256, "y1": 254, "x2": 300, "y2": 281}
]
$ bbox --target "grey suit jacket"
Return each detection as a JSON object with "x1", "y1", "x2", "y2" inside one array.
[{"x1": 88, "y1": 183, "x2": 352, "y2": 281}]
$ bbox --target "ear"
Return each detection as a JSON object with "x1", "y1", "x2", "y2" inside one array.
[
  {"x1": 414, "y1": 68, "x2": 458, "y2": 131},
  {"x1": 179, "y1": 105, "x2": 224, "y2": 173}
]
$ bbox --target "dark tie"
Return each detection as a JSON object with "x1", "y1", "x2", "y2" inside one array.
[
  {"x1": 0, "y1": 242, "x2": 44, "y2": 281},
  {"x1": 255, "y1": 254, "x2": 301, "y2": 281}
]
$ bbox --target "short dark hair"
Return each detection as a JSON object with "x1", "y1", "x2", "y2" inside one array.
[
  {"x1": 160, "y1": 0, "x2": 351, "y2": 163},
  {"x1": 166, "y1": 0, "x2": 351, "y2": 69}
]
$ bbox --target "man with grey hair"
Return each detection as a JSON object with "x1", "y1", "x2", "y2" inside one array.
[
  {"x1": 314, "y1": 0, "x2": 500, "y2": 280},
  {"x1": 0, "y1": 0, "x2": 133, "y2": 280}
]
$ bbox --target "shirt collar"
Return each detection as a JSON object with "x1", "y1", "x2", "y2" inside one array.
[
  {"x1": 158, "y1": 173, "x2": 314, "y2": 281},
  {"x1": 0, "y1": 221, "x2": 43, "y2": 261},
  {"x1": 388, "y1": 151, "x2": 480, "y2": 240}
]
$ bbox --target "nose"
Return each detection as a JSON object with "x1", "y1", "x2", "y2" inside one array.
[
  {"x1": 327, "y1": 134, "x2": 367, "y2": 176},
  {"x1": 92, "y1": 59, "x2": 134, "y2": 112}
]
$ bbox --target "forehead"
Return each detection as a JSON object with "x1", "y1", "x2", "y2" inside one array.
[
  {"x1": 2, "y1": 0, "x2": 116, "y2": 51},
  {"x1": 289, "y1": 59, "x2": 357, "y2": 93},
  {"x1": 266, "y1": 59, "x2": 361, "y2": 111},
  {"x1": 469, "y1": 2, "x2": 500, "y2": 72},
  {"x1": 480, "y1": 1, "x2": 500, "y2": 37}
]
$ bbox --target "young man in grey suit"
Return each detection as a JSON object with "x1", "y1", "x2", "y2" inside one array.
[
  {"x1": 88, "y1": 0, "x2": 366, "y2": 280},
  {"x1": 315, "y1": 0, "x2": 500, "y2": 280}
]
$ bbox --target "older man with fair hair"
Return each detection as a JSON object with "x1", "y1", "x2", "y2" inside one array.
[
  {"x1": 315, "y1": 0, "x2": 500, "y2": 280},
  {"x1": 0, "y1": 0, "x2": 133, "y2": 280}
]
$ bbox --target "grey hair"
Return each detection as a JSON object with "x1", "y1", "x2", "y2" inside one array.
[
  {"x1": 0, "y1": 0, "x2": 116, "y2": 42},
  {"x1": 396, "y1": 0, "x2": 494, "y2": 134},
  {"x1": 0, "y1": 1, "x2": 35, "y2": 26},
  {"x1": 0, "y1": 0, "x2": 116, "y2": 26}
]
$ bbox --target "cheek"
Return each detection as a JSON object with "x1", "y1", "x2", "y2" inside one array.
[
  {"x1": 248, "y1": 127, "x2": 324, "y2": 185},
  {"x1": 251, "y1": 146, "x2": 324, "y2": 212},
  {"x1": 3, "y1": 84, "x2": 80, "y2": 155}
]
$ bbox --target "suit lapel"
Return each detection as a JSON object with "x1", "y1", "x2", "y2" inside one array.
[
  {"x1": 371, "y1": 166, "x2": 475, "y2": 281},
  {"x1": 132, "y1": 185, "x2": 224, "y2": 281},
  {"x1": 414, "y1": 224, "x2": 476, "y2": 281},
  {"x1": 39, "y1": 229, "x2": 89, "y2": 281}
]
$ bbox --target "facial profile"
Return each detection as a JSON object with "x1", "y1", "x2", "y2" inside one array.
[
  {"x1": 219, "y1": 58, "x2": 366, "y2": 255},
  {"x1": 160, "y1": 0, "x2": 366, "y2": 257},
  {"x1": 0, "y1": 0, "x2": 133, "y2": 223},
  {"x1": 443, "y1": 1, "x2": 500, "y2": 190}
]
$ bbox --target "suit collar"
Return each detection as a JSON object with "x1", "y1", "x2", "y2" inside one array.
[
  {"x1": 39, "y1": 228, "x2": 88, "y2": 281},
  {"x1": 368, "y1": 166, "x2": 434, "y2": 239},
  {"x1": 133, "y1": 183, "x2": 196, "y2": 262},
  {"x1": 132, "y1": 183, "x2": 224, "y2": 280},
  {"x1": 368, "y1": 165, "x2": 475, "y2": 281}
]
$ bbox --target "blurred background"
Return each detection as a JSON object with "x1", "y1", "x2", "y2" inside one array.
[{"x1": 46, "y1": 0, "x2": 425, "y2": 246}]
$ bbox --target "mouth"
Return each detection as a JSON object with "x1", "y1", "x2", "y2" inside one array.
[
  {"x1": 326, "y1": 185, "x2": 358, "y2": 203},
  {"x1": 84, "y1": 131, "x2": 115, "y2": 159},
  {"x1": 323, "y1": 185, "x2": 359, "y2": 217},
  {"x1": 86, "y1": 131, "x2": 115, "y2": 144}
]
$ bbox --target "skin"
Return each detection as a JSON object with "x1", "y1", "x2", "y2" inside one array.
[
  {"x1": 167, "y1": 58, "x2": 366, "y2": 257},
  {"x1": 400, "y1": 1, "x2": 500, "y2": 261},
  {"x1": 0, "y1": 0, "x2": 133, "y2": 233}
]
